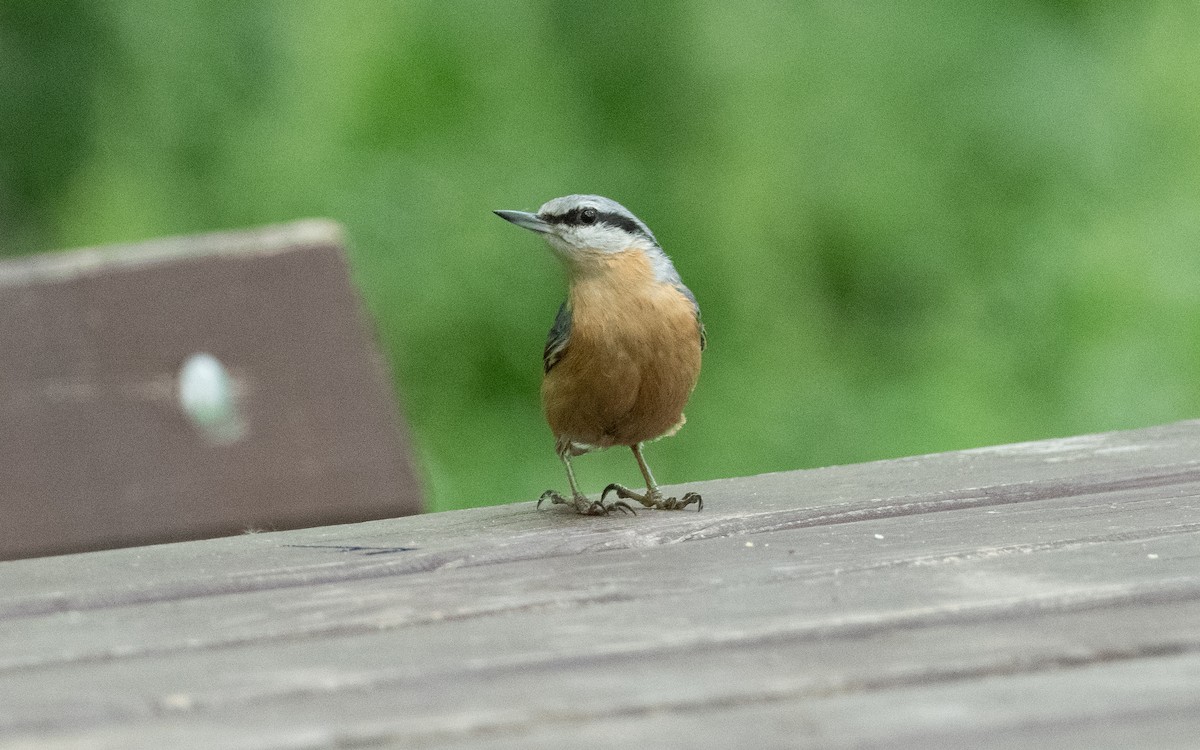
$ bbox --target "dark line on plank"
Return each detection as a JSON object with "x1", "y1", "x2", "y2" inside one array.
[{"x1": 281, "y1": 544, "x2": 419, "y2": 555}]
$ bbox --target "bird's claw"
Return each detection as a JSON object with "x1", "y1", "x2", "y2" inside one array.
[
  {"x1": 666, "y1": 492, "x2": 703, "y2": 511},
  {"x1": 602, "y1": 483, "x2": 703, "y2": 511},
  {"x1": 536, "y1": 489, "x2": 558, "y2": 510},
  {"x1": 538, "y1": 489, "x2": 635, "y2": 516}
]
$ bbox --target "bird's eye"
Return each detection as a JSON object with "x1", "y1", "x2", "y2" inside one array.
[{"x1": 579, "y1": 207, "x2": 598, "y2": 224}]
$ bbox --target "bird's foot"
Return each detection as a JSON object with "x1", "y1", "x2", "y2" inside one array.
[
  {"x1": 601, "y1": 483, "x2": 703, "y2": 511},
  {"x1": 538, "y1": 489, "x2": 636, "y2": 516}
]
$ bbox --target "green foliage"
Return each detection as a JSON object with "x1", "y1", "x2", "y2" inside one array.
[{"x1": 3, "y1": 1, "x2": 1199, "y2": 510}]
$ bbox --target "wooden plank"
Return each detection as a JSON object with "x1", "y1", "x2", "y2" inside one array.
[
  {"x1": 0, "y1": 422, "x2": 1198, "y2": 747},
  {"x1": 1, "y1": 438, "x2": 1199, "y2": 746},
  {"x1": 1, "y1": 418, "x2": 1197, "y2": 616},
  {"x1": 4, "y1": 510, "x2": 1199, "y2": 698},
  {"x1": 6, "y1": 646, "x2": 1200, "y2": 750},
  {"x1": 3, "y1": 568, "x2": 1199, "y2": 748},
  {"x1": 1, "y1": 482, "x2": 1198, "y2": 672},
  {"x1": 418, "y1": 654, "x2": 1200, "y2": 750},
  {"x1": 0, "y1": 221, "x2": 421, "y2": 560}
]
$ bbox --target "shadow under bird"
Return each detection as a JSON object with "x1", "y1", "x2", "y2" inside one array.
[{"x1": 494, "y1": 195, "x2": 706, "y2": 515}]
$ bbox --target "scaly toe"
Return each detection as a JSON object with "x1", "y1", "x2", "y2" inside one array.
[
  {"x1": 600, "y1": 483, "x2": 701, "y2": 510},
  {"x1": 537, "y1": 490, "x2": 571, "y2": 510},
  {"x1": 540, "y1": 490, "x2": 635, "y2": 516},
  {"x1": 583, "y1": 499, "x2": 636, "y2": 516},
  {"x1": 662, "y1": 492, "x2": 703, "y2": 511},
  {"x1": 602, "y1": 483, "x2": 655, "y2": 507},
  {"x1": 602, "y1": 483, "x2": 640, "y2": 503}
]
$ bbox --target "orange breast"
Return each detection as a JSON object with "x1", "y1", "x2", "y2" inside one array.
[{"x1": 541, "y1": 249, "x2": 702, "y2": 448}]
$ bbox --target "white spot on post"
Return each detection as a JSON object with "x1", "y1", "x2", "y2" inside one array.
[{"x1": 178, "y1": 353, "x2": 246, "y2": 444}]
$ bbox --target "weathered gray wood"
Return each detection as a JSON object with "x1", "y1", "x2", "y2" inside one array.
[
  {"x1": 0, "y1": 421, "x2": 1198, "y2": 748},
  {"x1": 0, "y1": 220, "x2": 421, "y2": 560},
  {"x1": 2, "y1": 418, "x2": 1197, "y2": 615},
  {"x1": 422, "y1": 653, "x2": 1200, "y2": 750},
  {"x1": 2, "y1": 483, "x2": 1198, "y2": 674}
]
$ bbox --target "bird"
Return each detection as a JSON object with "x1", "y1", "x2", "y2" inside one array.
[{"x1": 494, "y1": 195, "x2": 705, "y2": 515}]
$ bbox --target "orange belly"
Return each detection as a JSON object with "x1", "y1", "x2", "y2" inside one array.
[{"x1": 541, "y1": 253, "x2": 702, "y2": 448}]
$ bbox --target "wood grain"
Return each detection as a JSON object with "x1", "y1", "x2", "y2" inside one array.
[{"x1": 0, "y1": 420, "x2": 1198, "y2": 748}]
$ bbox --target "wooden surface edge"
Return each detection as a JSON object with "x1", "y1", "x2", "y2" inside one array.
[
  {"x1": 0, "y1": 218, "x2": 345, "y2": 287},
  {"x1": 0, "y1": 418, "x2": 1197, "y2": 619}
]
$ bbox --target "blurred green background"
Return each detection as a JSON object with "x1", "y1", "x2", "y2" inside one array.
[{"x1": 3, "y1": 1, "x2": 1198, "y2": 512}]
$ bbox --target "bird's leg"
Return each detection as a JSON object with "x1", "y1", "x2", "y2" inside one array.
[
  {"x1": 602, "y1": 443, "x2": 702, "y2": 511},
  {"x1": 538, "y1": 441, "x2": 635, "y2": 516}
]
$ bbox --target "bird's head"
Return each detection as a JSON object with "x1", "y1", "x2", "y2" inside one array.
[{"x1": 494, "y1": 194, "x2": 662, "y2": 268}]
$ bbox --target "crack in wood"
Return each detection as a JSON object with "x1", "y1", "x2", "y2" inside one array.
[{"x1": 281, "y1": 544, "x2": 419, "y2": 555}]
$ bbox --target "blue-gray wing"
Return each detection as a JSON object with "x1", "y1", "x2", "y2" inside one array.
[
  {"x1": 544, "y1": 301, "x2": 572, "y2": 373},
  {"x1": 676, "y1": 284, "x2": 707, "y2": 352}
]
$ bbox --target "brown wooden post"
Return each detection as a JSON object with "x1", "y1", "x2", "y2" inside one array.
[{"x1": 0, "y1": 219, "x2": 421, "y2": 560}]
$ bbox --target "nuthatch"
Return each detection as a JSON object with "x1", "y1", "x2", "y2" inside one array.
[{"x1": 495, "y1": 195, "x2": 705, "y2": 515}]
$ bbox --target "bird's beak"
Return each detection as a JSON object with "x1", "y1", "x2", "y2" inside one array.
[{"x1": 493, "y1": 210, "x2": 552, "y2": 234}]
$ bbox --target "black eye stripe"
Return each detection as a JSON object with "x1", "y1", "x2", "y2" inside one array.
[{"x1": 542, "y1": 208, "x2": 651, "y2": 239}]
